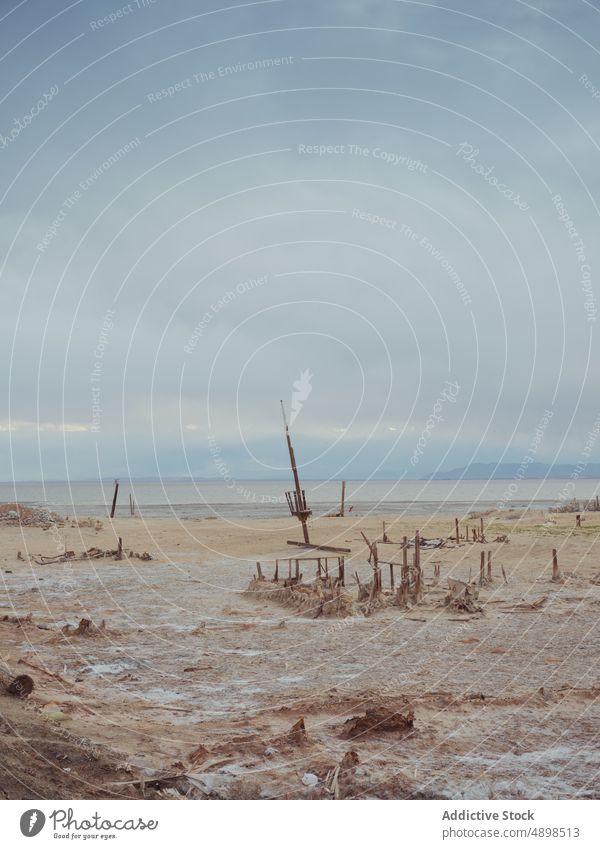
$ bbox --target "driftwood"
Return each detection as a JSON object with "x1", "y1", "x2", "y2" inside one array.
[
  {"x1": 510, "y1": 596, "x2": 547, "y2": 611},
  {"x1": 32, "y1": 545, "x2": 152, "y2": 565},
  {"x1": 18, "y1": 658, "x2": 72, "y2": 685}
]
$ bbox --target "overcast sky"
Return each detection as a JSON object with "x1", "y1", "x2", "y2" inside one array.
[{"x1": 1, "y1": 0, "x2": 599, "y2": 481}]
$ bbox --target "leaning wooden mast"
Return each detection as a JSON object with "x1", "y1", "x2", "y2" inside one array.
[{"x1": 281, "y1": 400, "x2": 310, "y2": 544}]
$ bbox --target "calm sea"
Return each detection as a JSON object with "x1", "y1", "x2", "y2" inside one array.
[{"x1": 0, "y1": 478, "x2": 597, "y2": 520}]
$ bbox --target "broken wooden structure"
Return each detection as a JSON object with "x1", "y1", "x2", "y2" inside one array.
[
  {"x1": 247, "y1": 556, "x2": 352, "y2": 618},
  {"x1": 445, "y1": 578, "x2": 482, "y2": 613},
  {"x1": 280, "y1": 401, "x2": 350, "y2": 554}
]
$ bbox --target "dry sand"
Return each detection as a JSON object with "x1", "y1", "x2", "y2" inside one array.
[{"x1": 1, "y1": 509, "x2": 599, "y2": 799}]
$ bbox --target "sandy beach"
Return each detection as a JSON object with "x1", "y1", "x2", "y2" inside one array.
[{"x1": 1, "y1": 509, "x2": 599, "y2": 800}]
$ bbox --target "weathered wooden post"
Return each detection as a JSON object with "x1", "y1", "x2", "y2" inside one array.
[
  {"x1": 110, "y1": 479, "x2": 119, "y2": 519},
  {"x1": 338, "y1": 556, "x2": 345, "y2": 586},
  {"x1": 281, "y1": 400, "x2": 311, "y2": 544},
  {"x1": 116, "y1": 537, "x2": 123, "y2": 561},
  {"x1": 340, "y1": 480, "x2": 346, "y2": 517},
  {"x1": 455, "y1": 518, "x2": 460, "y2": 544},
  {"x1": 479, "y1": 550, "x2": 485, "y2": 585},
  {"x1": 414, "y1": 564, "x2": 422, "y2": 602},
  {"x1": 487, "y1": 550, "x2": 492, "y2": 581},
  {"x1": 480, "y1": 518, "x2": 485, "y2": 542},
  {"x1": 274, "y1": 560, "x2": 279, "y2": 582},
  {"x1": 576, "y1": 514, "x2": 581, "y2": 528},
  {"x1": 551, "y1": 548, "x2": 561, "y2": 582}
]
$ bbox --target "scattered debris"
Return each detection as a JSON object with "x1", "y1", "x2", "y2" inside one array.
[
  {"x1": 246, "y1": 574, "x2": 353, "y2": 618},
  {"x1": 1, "y1": 612, "x2": 33, "y2": 627},
  {"x1": 0, "y1": 503, "x2": 63, "y2": 528},
  {"x1": 340, "y1": 750, "x2": 360, "y2": 770},
  {"x1": 72, "y1": 518, "x2": 104, "y2": 530},
  {"x1": 61, "y1": 618, "x2": 107, "y2": 638},
  {"x1": 550, "y1": 497, "x2": 600, "y2": 513},
  {"x1": 510, "y1": 596, "x2": 548, "y2": 611},
  {"x1": 0, "y1": 671, "x2": 34, "y2": 698},
  {"x1": 342, "y1": 706, "x2": 414, "y2": 739},
  {"x1": 31, "y1": 546, "x2": 152, "y2": 565},
  {"x1": 287, "y1": 717, "x2": 308, "y2": 745},
  {"x1": 444, "y1": 579, "x2": 482, "y2": 613},
  {"x1": 187, "y1": 744, "x2": 209, "y2": 765}
]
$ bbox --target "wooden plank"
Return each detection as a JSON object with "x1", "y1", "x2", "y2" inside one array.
[{"x1": 286, "y1": 540, "x2": 351, "y2": 553}]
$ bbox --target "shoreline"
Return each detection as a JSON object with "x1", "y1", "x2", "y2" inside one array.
[{"x1": 1, "y1": 511, "x2": 599, "y2": 799}]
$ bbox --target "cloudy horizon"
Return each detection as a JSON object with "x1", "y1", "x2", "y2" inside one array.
[{"x1": 1, "y1": 0, "x2": 599, "y2": 483}]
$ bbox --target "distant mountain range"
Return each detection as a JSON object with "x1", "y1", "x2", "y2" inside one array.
[{"x1": 425, "y1": 462, "x2": 600, "y2": 480}]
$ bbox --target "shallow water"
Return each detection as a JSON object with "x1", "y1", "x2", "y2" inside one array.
[{"x1": 1, "y1": 478, "x2": 597, "y2": 519}]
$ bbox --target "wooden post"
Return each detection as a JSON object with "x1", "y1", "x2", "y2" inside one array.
[
  {"x1": 414, "y1": 565, "x2": 422, "y2": 602},
  {"x1": 274, "y1": 560, "x2": 279, "y2": 582},
  {"x1": 110, "y1": 479, "x2": 119, "y2": 519},
  {"x1": 434, "y1": 562, "x2": 440, "y2": 584},
  {"x1": 480, "y1": 517, "x2": 485, "y2": 543},
  {"x1": 400, "y1": 567, "x2": 409, "y2": 605},
  {"x1": 596, "y1": 495, "x2": 599, "y2": 511},
  {"x1": 576, "y1": 514, "x2": 581, "y2": 528},
  {"x1": 479, "y1": 550, "x2": 485, "y2": 585},
  {"x1": 129, "y1": 493, "x2": 133, "y2": 516},
  {"x1": 501, "y1": 565, "x2": 508, "y2": 584},
  {"x1": 466, "y1": 524, "x2": 469, "y2": 542},
  {"x1": 117, "y1": 537, "x2": 123, "y2": 561},
  {"x1": 487, "y1": 550, "x2": 492, "y2": 581},
  {"x1": 324, "y1": 558, "x2": 329, "y2": 577},
  {"x1": 552, "y1": 549, "x2": 560, "y2": 582},
  {"x1": 256, "y1": 561, "x2": 263, "y2": 580},
  {"x1": 382, "y1": 521, "x2": 388, "y2": 543},
  {"x1": 317, "y1": 558, "x2": 322, "y2": 577},
  {"x1": 288, "y1": 559, "x2": 292, "y2": 579},
  {"x1": 295, "y1": 559, "x2": 300, "y2": 581},
  {"x1": 415, "y1": 531, "x2": 420, "y2": 569},
  {"x1": 402, "y1": 536, "x2": 408, "y2": 568},
  {"x1": 455, "y1": 518, "x2": 459, "y2": 544},
  {"x1": 389, "y1": 562, "x2": 394, "y2": 590},
  {"x1": 473, "y1": 528, "x2": 477, "y2": 542},
  {"x1": 338, "y1": 557, "x2": 345, "y2": 586},
  {"x1": 340, "y1": 480, "x2": 346, "y2": 517}
]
